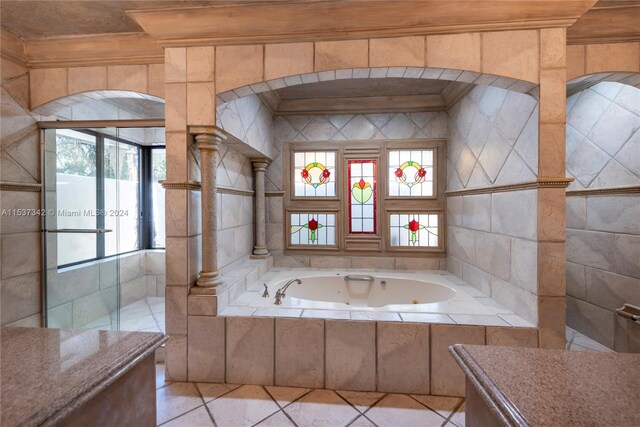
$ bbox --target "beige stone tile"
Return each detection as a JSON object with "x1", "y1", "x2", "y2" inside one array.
[
  {"x1": 187, "y1": 46, "x2": 215, "y2": 82},
  {"x1": 411, "y1": 395, "x2": 462, "y2": 420},
  {"x1": 264, "y1": 385, "x2": 310, "y2": 408},
  {"x1": 540, "y1": 68, "x2": 566, "y2": 123},
  {"x1": 216, "y1": 45, "x2": 264, "y2": 93},
  {"x1": 165, "y1": 47, "x2": 187, "y2": 83},
  {"x1": 538, "y1": 296, "x2": 567, "y2": 349},
  {"x1": 196, "y1": 383, "x2": 240, "y2": 403},
  {"x1": 166, "y1": 237, "x2": 188, "y2": 285},
  {"x1": 148, "y1": 63, "x2": 165, "y2": 98},
  {"x1": 165, "y1": 131, "x2": 188, "y2": 181},
  {"x1": 156, "y1": 382, "x2": 203, "y2": 425},
  {"x1": 226, "y1": 317, "x2": 274, "y2": 385},
  {"x1": 255, "y1": 410, "x2": 295, "y2": 426},
  {"x1": 537, "y1": 242, "x2": 565, "y2": 297},
  {"x1": 206, "y1": 385, "x2": 280, "y2": 426},
  {"x1": 427, "y1": 33, "x2": 481, "y2": 72},
  {"x1": 1, "y1": 232, "x2": 40, "y2": 279},
  {"x1": 585, "y1": 42, "x2": 640, "y2": 75},
  {"x1": 370, "y1": 36, "x2": 425, "y2": 67},
  {"x1": 486, "y1": 326, "x2": 538, "y2": 348},
  {"x1": 275, "y1": 317, "x2": 324, "y2": 388},
  {"x1": 165, "y1": 83, "x2": 187, "y2": 132},
  {"x1": 394, "y1": 257, "x2": 441, "y2": 271},
  {"x1": 538, "y1": 187, "x2": 566, "y2": 242},
  {"x1": 187, "y1": 82, "x2": 215, "y2": 126},
  {"x1": 315, "y1": 40, "x2": 368, "y2": 72},
  {"x1": 431, "y1": 324, "x2": 485, "y2": 396},
  {"x1": 366, "y1": 394, "x2": 447, "y2": 427},
  {"x1": 325, "y1": 320, "x2": 376, "y2": 391},
  {"x1": 540, "y1": 28, "x2": 566, "y2": 69},
  {"x1": 166, "y1": 189, "x2": 187, "y2": 237},
  {"x1": 349, "y1": 415, "x2": 377, "y2": 427},
  {"x1": 165, "y1": 286, "x2": 187, "y2": 334},
  {"x1": 187, "y1": 315, "x2": 225, "y2": 382},
  {"x1": 309, "y1": 256, "x2": 352, "y2": 269},
  {"x1": 335, "y1": 390, "x2": 384, "y2": 413},
  {"x1": 30, "y1": 67, "x2": 67, "y2": 108},
  {"x1": 107, "y1": 65, "x2": 147, "y2": 93},
  {"x1": 284, "y1": 389, "x2": 359, "y2": 427},
  {"x1": 538, "y1": 122, "x2": 566, "y2": 179},
  {"x1": 377, "y1": 322, "x2": 429, "y2": 394},
  {"x1": 188, "y1": 294, "x2": 216, "y2": 316},
  {"x1": 67, "y1": 66, "x2": 107, "y2": 94},
  {"x1": 482, "y1": 30, "x2": 539, "y2": 83},
  {"x1": 351, "y1": 257, "x2": 394, "y2": 269},
  {"x1": 273, "y1": 254, "x2": 310, "y2": 268},
  {"x1": 163, "y1": 405, "x2": 213, "y2": 427},
  {"x1": 265, "y1": 42, "x2": 314, "y2": 80},
  {"x1": 566, "y1": 45, "x2": 586, "y2": 81}
]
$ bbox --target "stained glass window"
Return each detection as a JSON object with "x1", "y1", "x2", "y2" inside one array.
[
  {"x1": 388, "y1": 150, "x2": 434, "y2": 197},
  {"x1": 290, "y1": 213, "x2": 336, "y2": 246},
  {"x1": 293, "y1": 151, "x2": 336, "y2": 197},
  {"x1": 390, "y1": 213, "x2": 439, "y2": 247},
  {"x1": 348, "y1": 160, "x2": 376, "y2": 234}
]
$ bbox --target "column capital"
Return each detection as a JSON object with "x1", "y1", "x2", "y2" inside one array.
[
  {"x1": 195, "y1": 133, "x2": 224, "y2": 151},
  {"x1": 251, "y1": 158, "x2": 271, "y2": 172}
]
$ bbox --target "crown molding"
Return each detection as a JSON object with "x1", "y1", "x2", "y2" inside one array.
[
  {"x1": 127, "y1": 0, "x2": 595, "y2": 47},
  {"x1": 567, "y1": 3, "x2": 640, "y2": 45},
  {"x1": 1, "y1": 30, "x2": 27, "y2": 67},
  {"x1": 276, "y1": 94, "x2": 445, "y2": 115},
  {"x1": 23, "y1": 33, "x2": 163, "y2": 69}
]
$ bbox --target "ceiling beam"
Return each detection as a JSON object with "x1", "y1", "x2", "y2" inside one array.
[{"x1": 127, "y1": 0, "x2": 597, "y2": 47}]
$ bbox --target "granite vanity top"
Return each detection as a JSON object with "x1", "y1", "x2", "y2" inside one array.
[
  {"x1": 450, "y1": 344, "x2": 640, "y2": 426},
  {"x1": 1, "y1": 327, "x2": 166, "y2": 427}
]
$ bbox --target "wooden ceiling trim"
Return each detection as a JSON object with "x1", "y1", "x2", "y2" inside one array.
[
  {"x1": 127, "y1": 0, "x2": 596, "y2": 47},
  {"x1": 1, "y1": 29, "x2": 26, "y2": 67}
]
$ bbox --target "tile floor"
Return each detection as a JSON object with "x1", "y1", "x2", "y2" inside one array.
[
  {"x1": 154, "y1": 326, "x2": 613, "y2": 427},
  {"x1": 119, "y1": 297, "x2": 166, "y2": 333},
  {"x1": 155, "y1": 365, "x2": 466, "y2": 427}
]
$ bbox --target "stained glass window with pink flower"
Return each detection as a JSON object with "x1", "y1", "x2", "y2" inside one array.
[
  {"x1": 293, "y1": 151, "x2": 336, "y2": 197},
  {"x1": 388, "y1": 150, "x2": 434, "y2": 197},
  {"x1": 290, "y1": 213, "x2": 336, "y2": 246},
  {"x1": 389, "y1": 213, "x2": 438, "y2": 247}
]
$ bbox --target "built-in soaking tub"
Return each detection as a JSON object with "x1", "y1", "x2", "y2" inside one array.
[
  {"x1": 228, "y1": 269, "x2": 505, "y2": 317},
  {"x1": 205, "y1": 266, "x2": 539, "y2": 396}
]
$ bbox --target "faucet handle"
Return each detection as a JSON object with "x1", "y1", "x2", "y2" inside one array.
[{"x1": 262, "y1": 283, "x2": 269, "y2": 298}]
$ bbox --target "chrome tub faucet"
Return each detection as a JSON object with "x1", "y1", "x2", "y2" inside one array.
[{"x1": 274, "y1": 278, "x2": 301, "y2": 305}]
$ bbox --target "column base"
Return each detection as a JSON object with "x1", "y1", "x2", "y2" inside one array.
[
  {"x1": 251, "y1": 246, "x2": 271, "y2": 259},
  {"x1": 194, "y1": 270, "x2": 224, "y2": 292}
]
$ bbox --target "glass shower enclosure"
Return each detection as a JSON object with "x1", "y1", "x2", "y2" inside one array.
[{"x1": 41, "y1": 124, "x2": 165, "y2": 331}]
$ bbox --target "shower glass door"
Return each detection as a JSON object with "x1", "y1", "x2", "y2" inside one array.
[{"x1": 42, "y1": 127, "x2": 127, "y2": 330}]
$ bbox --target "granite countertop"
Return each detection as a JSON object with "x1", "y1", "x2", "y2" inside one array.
[
  {"x1": 450, "y1": 344, "x2": 640, "y2": 427},
  {"x1": 1, "y1": 327, "x2": 167, "y2": 427}
]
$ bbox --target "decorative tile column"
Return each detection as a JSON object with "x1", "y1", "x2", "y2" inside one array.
[
  {"x1": 251, "y1": 159, "x2": 271, "y2": 259},
  {"x1": 192, "y1": 128, "x2": 226, "y2": 292}
]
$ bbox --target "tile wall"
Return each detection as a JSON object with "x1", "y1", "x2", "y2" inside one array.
[
  {"x1": 446, "y1": 85, "x2": 541, "y2": 325},
  {"x1": 565, "y1": 82, "x2": 640, "y2": 349}
]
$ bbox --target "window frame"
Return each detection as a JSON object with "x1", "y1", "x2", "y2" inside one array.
[
  {"x1": 56, "y1": 128, "x2": 165, "y2": 268},
  {"x1": 283, "y1": 139, "x2": 447, "y2": 257}
]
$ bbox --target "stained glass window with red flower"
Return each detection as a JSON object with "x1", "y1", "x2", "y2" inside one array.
[
  {"x1": 293, "y1": 151, "x2": 336, "y2": 197},
  {"x1": 290, "y1": 213, "x2": 336, "y2": 246},
  {"x1": 388, "y1": 150, "x2": 434, "y2": 197},
  {"x1": 389, "y1": 213, "x2": 438, "y2": 247}
]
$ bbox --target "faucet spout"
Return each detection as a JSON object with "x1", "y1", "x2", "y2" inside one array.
[{"x1": 274, "y1": 278, "x2": 302, "y2": 305}]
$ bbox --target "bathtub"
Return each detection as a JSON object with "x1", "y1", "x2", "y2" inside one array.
[{"x1": 239, "y1": 270, "x2": 496, "y2": 316}]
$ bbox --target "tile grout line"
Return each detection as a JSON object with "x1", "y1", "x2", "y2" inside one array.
[
  {"x1": 260, "y1": 385, "x2": 301, "y2": 427},
  {"x1": 193, "y1": 383, "x2": 218, "y2": 427}
]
